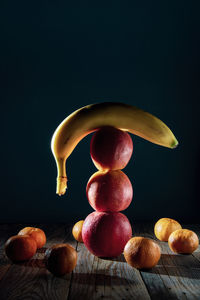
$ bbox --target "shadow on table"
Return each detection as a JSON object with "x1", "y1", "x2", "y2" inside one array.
[
  {"x1": 8, "y1": 250, "x2": 200, "y2": 280},
  {"x1": 144, "y1": 254, "x2": 200, "y2": 279},
  {"x1": 67, "y1": 272, "x2": 131, "y2": 285},
  {"x1": 13, "y1": 248, "x2": 126, "y2": 270},
  {"x1": 99, "y1": 255, "x2": 126, "y2": 263},
  {"x1": 17, "y1": 247, "x2": 48, "y2": 268},
  {"x1": 18, "y1": 258, "x2": 46, "y2": 268},
  {"x1": 37, "y1": 248, "x2": 48, "y2": 253}
]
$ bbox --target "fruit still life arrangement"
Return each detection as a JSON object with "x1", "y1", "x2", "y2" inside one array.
[
  {"x1": 4, "y1": 102, "x2": 199, "y2": 276},
  {"x1": 51, "y1": 101, "x2": 180, "y2": 260}
]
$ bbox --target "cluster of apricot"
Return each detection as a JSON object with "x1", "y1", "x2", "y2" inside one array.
[
  {"x1": 154, "y1": 218, "x2": 199, "y2": 254},
  {"x1": 5, "y1": 227, "x2": 77, "y2": 276},
  {"x1": 5, "y1": 227, "x2": 46, "y2": 262},
  {"x1": 123, "y1": 218, "x2": 199, "y2": 269}
]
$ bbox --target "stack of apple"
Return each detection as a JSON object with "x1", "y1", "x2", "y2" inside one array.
[{"x1": 82, "y1": 126, "x2": 134, "y2": 257}]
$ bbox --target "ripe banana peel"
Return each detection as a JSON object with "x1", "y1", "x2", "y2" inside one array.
[{"x1": 51, "y1": 102, "x2": 178, "y2": 196}]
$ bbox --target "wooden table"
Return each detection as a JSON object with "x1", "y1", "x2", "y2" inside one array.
[{"x1": 0, "y1": 223, "x2": 199, "y2": 300}]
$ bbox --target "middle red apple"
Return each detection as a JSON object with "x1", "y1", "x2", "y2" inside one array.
[{"x1": 86, "y1": 170, "x2": 133, "y2": 212}]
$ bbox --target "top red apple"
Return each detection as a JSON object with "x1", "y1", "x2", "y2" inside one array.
[{"x1": 90, "y1": 126, "x2": 133, "y2": 170}]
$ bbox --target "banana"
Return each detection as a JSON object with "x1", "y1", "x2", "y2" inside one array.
[{"x1": 51, "y1": 102, "x2": 178, "y2": 196}]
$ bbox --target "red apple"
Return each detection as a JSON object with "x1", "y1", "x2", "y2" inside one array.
[
  {"x1": 90, "y1": 126, "x2": 133, "y2": 170},
  {"x1": 86, "y1": 170, "x2": 133, "y2": 212},
  {"x1": 82, "y1": 211, "x2": 132, "y2": 257}
]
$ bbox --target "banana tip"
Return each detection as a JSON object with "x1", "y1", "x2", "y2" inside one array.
[
  {"x1": 57, "y1": 192, "x2": 64, "y2": 196},
  {"x1": 56, "y1": 177, "x2": 68, "y2": 196},
  {"x1": 171, "y1": 139, "x2": 179, "y2": 149},
  {"x1": 56, "y1": 190, "x2": 66, "y2": 196}
]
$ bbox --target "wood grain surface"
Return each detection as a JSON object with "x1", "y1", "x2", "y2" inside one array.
[{"x1": 0, "y1": 222, "x2": 199, "y2": 300}]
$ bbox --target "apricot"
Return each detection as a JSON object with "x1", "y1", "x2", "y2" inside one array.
[
  {"x1": 72, "y1": 220, "x2": 84, "y2": 242},
  {"x1": 82, "y1": 211, "x2": 132, "y2": 257},
  {"x1": 5, "y1": 235, "x2": 37, "y2": 262},
  {"x1": 90, "y1": 126, "x2": 133, "y2": 171},
  {"x1": 154, "y1": 218, "x2": 182, "y2": 242},
  {"x1": 45, "y1": 244, "x2": 77, "y2": 276},
  {"x1": 86, "y1": 170, "x2": 133, "y2": 212},
  {"x1": 18, "y1": 227, "x2": 46, "y2": 249},
  {"x1": 124, "y1": 237, "x2": 161, "y2": 269},
  {"x1": 168, "y1": 229, "x2": 199, "y2": 254}
]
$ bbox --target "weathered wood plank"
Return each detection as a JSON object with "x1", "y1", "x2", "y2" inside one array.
[
  {"x1": 135, "y1": 222, "x2": 200, "y2": 300},
  {"x1": 68, "y1": 239, "x2": 150, "y2": 299},
  {"x1": 67, "y1": 241, "x2": 98, "y2": 299},
  {"x1": 97, "y1": 257, "x2": 151, "y2": 300},
  {"x1": 0, "y1": 224, "x2": 75, "y2": 300}
]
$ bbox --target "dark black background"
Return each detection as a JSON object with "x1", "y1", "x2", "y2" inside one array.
[{"x1": 1, "y1": 1, "x2": 200, "y2": 223}]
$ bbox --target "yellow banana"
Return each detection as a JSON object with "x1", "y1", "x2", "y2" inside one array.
[{"x1": 51, "y1": 102, "x2": 178, "y2": 196}]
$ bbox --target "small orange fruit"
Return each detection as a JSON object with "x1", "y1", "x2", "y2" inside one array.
[
  {"x1": 5, "y1": 235, "x2": 37, "y2": 262},
  {"x1": 168, "y1": 229, "x2": 199, "y2": 254},
  {"x1": 72, "y1": 220, "x2": 84, "y2": 242},
  {"x1": 45, "y1": 244, "x2": 77, "y2": 276},
  {"x1": 124, "y1": 237, "x2": 161, "y2": 269},
  {"x1": 154, "y1": 218, "x2": 182, "y2": 241},
  {"x1": 18, "y1": 227, "x2": 46, "y2": 249}
]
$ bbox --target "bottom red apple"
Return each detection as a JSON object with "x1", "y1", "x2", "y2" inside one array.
[{"x1": 82, "y1": 211, "x2": 132, "y2": 257}]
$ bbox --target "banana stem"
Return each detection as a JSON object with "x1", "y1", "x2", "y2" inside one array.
[{"x1": 56, "y1": 158, "x2": 67, "y2": 196}]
